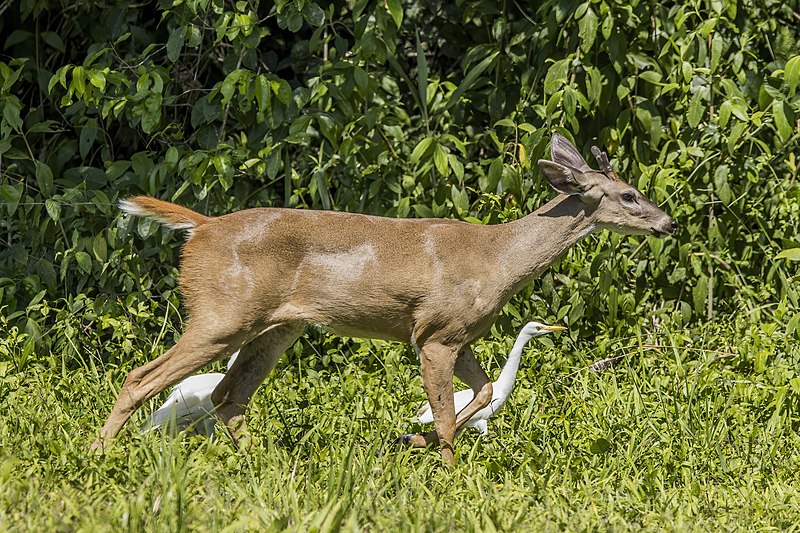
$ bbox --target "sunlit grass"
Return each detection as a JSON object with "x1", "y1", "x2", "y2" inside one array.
[{"x1": 2, "y1": 317, "x2": 800, "y2": 531}]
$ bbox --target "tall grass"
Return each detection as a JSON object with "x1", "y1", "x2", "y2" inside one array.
[{"x1": 2, "y1": 316, "x2": 800, "y2": 531}]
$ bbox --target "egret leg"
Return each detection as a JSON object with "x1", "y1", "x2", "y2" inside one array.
[{"x1": 211, "y1": 323, "x2": 303, "y2": 447}]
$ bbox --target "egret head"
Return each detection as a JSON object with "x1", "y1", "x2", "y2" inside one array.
[{"x1": 522, "y1": 322, "x2": 567, "y2": 338}]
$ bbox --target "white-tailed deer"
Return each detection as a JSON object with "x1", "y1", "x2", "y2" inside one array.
[{"x1": 92, "y1": 134, "x2": 676, "y2": 465}]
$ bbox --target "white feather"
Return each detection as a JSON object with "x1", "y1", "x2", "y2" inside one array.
[{"x1": 141, "y1": 351, "x2": 239, "y2": 436}]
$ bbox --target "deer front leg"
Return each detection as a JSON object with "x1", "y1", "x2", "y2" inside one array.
[
  {"x1": 91, "y1": 323, "x2": 244, "y2": 451},
  {"x1": 399, "y1": 342, "x2": 459, "y2": 465}
]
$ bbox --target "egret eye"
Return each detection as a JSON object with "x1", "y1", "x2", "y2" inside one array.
[{"x1": 621, "y1": 191, "x2": 636, "y2": 203}]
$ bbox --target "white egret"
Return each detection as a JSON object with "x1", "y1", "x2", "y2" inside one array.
[
  {"x1": 140, "y1": 351, "x2": 239, "y2": 436},
  {"x1": 415, "y1": 322, "x2": 566, "y2": 436}
]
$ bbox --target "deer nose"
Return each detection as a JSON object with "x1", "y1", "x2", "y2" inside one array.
[{"x1": 669, "y1": 219, "x2": 678, "y2": 233}]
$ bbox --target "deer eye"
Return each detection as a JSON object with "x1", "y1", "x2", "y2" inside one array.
[{"x1": 621, "y1": 191, "x2": 636, "y2": 203}]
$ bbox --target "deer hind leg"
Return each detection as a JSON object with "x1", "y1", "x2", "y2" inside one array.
[
  {"x1": 211, "y1": 323, "x2": 303, "y2": 447},
  {"x1": 400, "y1": 342, "x2": 459, "y2": 465},
  {"x1": 91, "y1": 322, "x2": 245, "y2": 451},
  {"x1": 453, "y1": 346, "x2": 493, "y2": 428}
]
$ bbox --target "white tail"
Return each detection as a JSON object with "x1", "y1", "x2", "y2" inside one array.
[{"x1": 92, "y1": 134, "x2": 676, "y2": 465}]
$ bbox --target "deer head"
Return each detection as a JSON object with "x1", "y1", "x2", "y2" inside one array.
[{"x1": 537, "y1": 134, "x2": 677, "y2": 237}]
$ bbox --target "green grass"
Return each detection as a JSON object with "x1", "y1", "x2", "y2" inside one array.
[{"x1": 2, "y1": 317, "x2": 800, "y2": 531}]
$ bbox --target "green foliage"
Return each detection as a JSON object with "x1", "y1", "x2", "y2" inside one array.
[
  {"x1": 2, "y1": 319, "x2": 800, "y2": 529},
  {"x1": 2, "y1": 0, "x2": 799, "y2": 352}
]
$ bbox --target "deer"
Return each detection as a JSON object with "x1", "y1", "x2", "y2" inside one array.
[{"x1": 91, "y1": 134, "x2": 676, "y2": 465}]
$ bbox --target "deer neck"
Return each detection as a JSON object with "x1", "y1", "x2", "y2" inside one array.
[{"x1": 495, "y1": 194, "x2": 597, "y2": 297}]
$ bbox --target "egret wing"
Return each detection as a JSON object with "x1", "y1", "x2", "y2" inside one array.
[
  {"x1": 453, "y1": 388, "x2": 476, "y2": 415},
  {"x1": 417, "y1": 388, "x2": 476, "y2": 424},
  {"x1": 141, "y1": 373, "x2": 225, "y2": 433}
]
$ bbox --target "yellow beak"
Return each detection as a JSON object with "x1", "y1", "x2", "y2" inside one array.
[{"x1": 541, "y1": 324, "x2": 567, "y2": 332}]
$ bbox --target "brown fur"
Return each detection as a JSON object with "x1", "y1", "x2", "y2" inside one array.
[{"x1": 92, "y1": 135, "x2": 676, "y2": 465}]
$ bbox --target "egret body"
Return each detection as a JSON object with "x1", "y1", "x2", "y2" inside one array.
[
  {"x1": 141, "y1": 352, "x2": 239, "y2": 436},
  {"x1": 416, "y1": 322, "x2": 565, "y2": 436}
]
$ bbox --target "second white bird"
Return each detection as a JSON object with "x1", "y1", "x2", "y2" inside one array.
[{"x1": 416, "y1": 322, "x2": 566, "y2": 436}]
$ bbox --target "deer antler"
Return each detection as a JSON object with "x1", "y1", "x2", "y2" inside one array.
[{"x1": 591, "y1": 146, "x2": 621, "y2": 181}]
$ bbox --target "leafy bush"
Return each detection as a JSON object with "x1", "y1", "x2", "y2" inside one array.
[{"x1": 1, "y1": 0, "x2": 799, "y2": 361}]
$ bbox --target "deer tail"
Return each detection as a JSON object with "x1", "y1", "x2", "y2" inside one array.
[{"x1": 119, "y1": 195, "x2": 212, "y2": 232}]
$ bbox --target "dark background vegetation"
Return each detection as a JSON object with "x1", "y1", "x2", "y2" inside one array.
[{"x1": 1, "y1": 0, "x2": 799, "y2": 388}]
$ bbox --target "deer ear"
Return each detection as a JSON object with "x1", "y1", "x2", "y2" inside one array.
[
  {"x1": 550, "y1": 134, "x2": 591, "y2": 172},
  {"x1": 538, "y1": 160, "x2": 589, "y2": 196}
]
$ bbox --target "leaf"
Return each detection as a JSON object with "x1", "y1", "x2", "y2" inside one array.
[
  {"x1": 396, "y1": 196, "x2": 410, "y2": 218},
  {"x1": 2, "y1": 95, "x2": 23, "y2": 133},
  {"x1": 415, "y1": 31, "x2": 429, "y2": 121},
  {"x1": 167, "y1": 25, "x2": 187, "y2": 62},
  {"x1": 80, "y1": 119, "x2": 98, "y2": 159},
  {"x1": 45, "y1": 199, "x2": 61, "y2": 221},
  {"x1": 274, "y1": 79, "x2": 293, "y2": 105},
  {"x1": 284, "y1": 6, "x2": 303, "y2": 32},
  {"x1": 303, "y1": 3, "x2": 325, "y2": 27},
  {"x1": 0, "y1": 183, "x2": 22, "y2": 215},
  {"x1": 140, "y1": 94, "x2": 162, "y2": 133},
  {"x1": 693, "y1": 275, "x2": 708, "y2": 316},
  {"x1": 585, "y1": 66, "x2": 602, "y2": 105},
  {"x1": 776, "y1": 248, "x2": 800, "y2": 261},
  {"x1": 681, "y1": 61, "x2": 693, "y2": 83},
  {"x1": 713, "y1": 164, "x2": 731, "y2": 204},
  {"x1": 34, "y1": 161, "x2": 53, "y2": 196},
  {"x1": 639, "y1": 70, "x2": 662, "y2": 85},
  {"x1": 5, "y1": 30, "x2": 33, "y2": 49},
  {"x1": 687, "y1": 92, "x2": 704, "y2": 128},
  {"x1": 106, "y1": 160, "x2": 131, "y2": 181},
  {"x1": 92, "y1": 234, "x2": 108, "y2": 262},
  {"x1": 718, "y1": 100, "x2": 732, "y2": 128},
  {"x1": 786, "y1": 55, "x2": 800, "y2": 97},
  {"x1": 433, "y1": 144, "x2": 449, "y2": 176},
  {"x1": 451, "y1": 185, "x2": 469, "y2": 214},
  {"x1": 590, "y1": 438, "x2": 611, "y2": 454},
  {"x1": 255, "y1": 75, "x2": 271, "y2": 114},
  {"x1": 41, "y1": 31, "x2": 66, "y2": 53},
  {"x1": 386, "y1": 0, "x2": 403, "y2": 27},
  {"x1": 710, "y1": 33, "x2": 723, "y2": 74},
  {"x1": 86, "y1": 70, "x2": 106, "y2": 91},
  {"x1": 482, "y1": 157, "x2": 503, "y2": 193},
  {"x1": 601, "y1": 14, "x2": 613, "y2": 39},
  {"x1": 412, "y1": 204, "x2": 434, "y2": 218},
  {"x1": 727, "y1": 122, "x2": 747, "y2": 155},
  {"x1": 773, "y1": 100, "x2": 792, "y2": 143},
  {"x1": 410, "y1": 137, "x2": 434, "y2": 164},
  {"x1": 730, "y1": 103, "x2": 749, "y2": 122},
  {"x1": 219, "y1": 70, "x2": 239, "y2": 105},
  {"x1": 354, "y1": 66, "x2": 368, "y2": 93},
  {"x1": 28, "y1": 120, "x2": 59, "y2": 134},
  {"x1": 578, "y1": 6, "x2": 598, "y2": 53},
  {"x1": 75, "y1": 251, "x2": 92, "y2": 274},
  {"x1": 448, "y1": 154, "x2": 464, "y2": 181},
  {"x1": 443, "y1": 51, "x2": 499, "y2": 112},
  {"x1": 544, "y1": 58, "x2": 570, "y2": 95}
]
